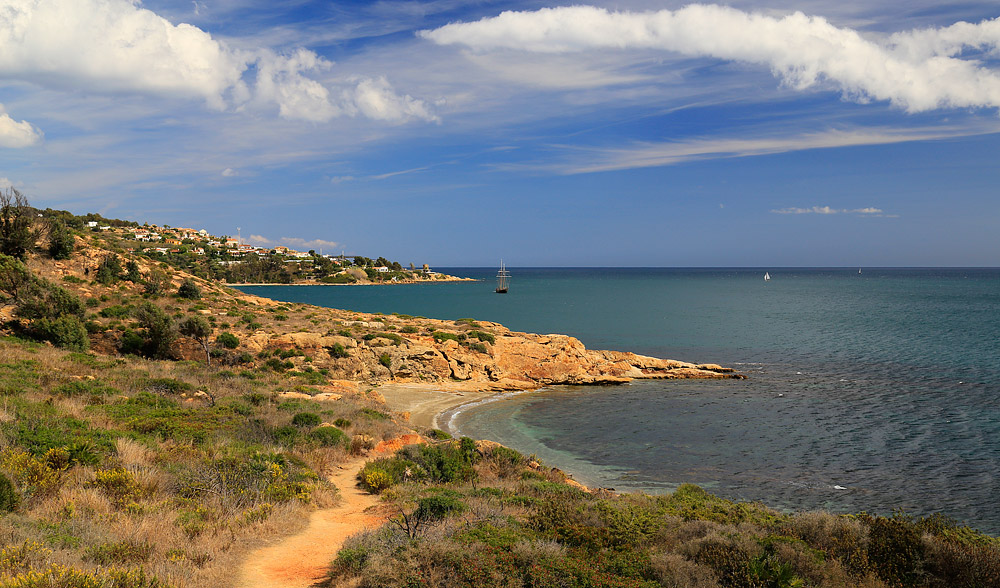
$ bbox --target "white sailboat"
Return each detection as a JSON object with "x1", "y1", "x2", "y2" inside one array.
[{"x1": 764, "y1": 272, "x2": 770, "y2": 281}]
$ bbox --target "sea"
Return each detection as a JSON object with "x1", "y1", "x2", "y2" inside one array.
[{"x1": 236, "y1": 268, "x2": 1000, "y2": 534}]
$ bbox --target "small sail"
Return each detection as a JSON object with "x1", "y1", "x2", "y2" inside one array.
[{"x1": 764, "y1": 272, "x2": 770, "y2": 281}]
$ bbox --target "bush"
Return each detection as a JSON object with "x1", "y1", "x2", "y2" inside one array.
[
  {"x1": 363, "y1": 332, "x2": 403, "y2": 346},
  {"x1": 216, "y1": 332, "x2": 239, "y2": 349},
  {"x1": 35, "y1": 315, "x2": 89, "y2": 351},
  {"x1": 333, "y1": 418, "x2": 352, "y2": 428},
  {"x1": 329, "y1": 343, "x2": 350, "y2": 358},
  {"x1": 400, "y1": 325, "x2": 419, "y2": 334},
  {"x1": 83, "y1": 540, "x2": 153, "y2": 565},
  {"x1": 48, "y1": 220, "x2": 75, "y2": 260},
  {"x1": 177, "y1": 278, "x2": 201, "y2": 299},
  {"x1": 0, "y1": 472, "x2": 20, "y2": 513},
  {"x1": 291, "y1": 412, "x2": 321, "y2": 428},
  {"x1": 379, "y1": 353, "x2": 392, "y2": 368},
  {"x1": 432, "y1": 331, "x2": 465, "y2": 343},
  {"x1": 468, "y1": 330, "x2": 496, "y2": 344},
  {"x1": 310, "y1": 426, "x2": 348, "y2": 448},
  {"x1": 95, "y1": 254, "x2": 122, "y2": 285},
  {"x1": 414, "y1": 495, "x2": 467, "y2": 521}
]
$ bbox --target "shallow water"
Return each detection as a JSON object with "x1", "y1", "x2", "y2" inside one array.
[{"x1": 238, "y1": 268, "x2": 1000, "y2": 533}]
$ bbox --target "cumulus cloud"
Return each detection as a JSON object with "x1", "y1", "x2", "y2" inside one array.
[
  {"x1": 221, "y1": 168, "x2": 238, "y2": 177},
  {"x1": 0, "y1": 0, "x2": 435, "y2": 122},
  {"x1": 421, "y1": 4, "x2": 1000, "y2": 113},
  {"x1": 342, "y1": 76, "x2": 440, "y2": 123},
  {"x1": 771, "y1": 206, "x2": 887, "y2": 215},
  {"x1": 0, "y1": 106, "x2": 42, "y2": 148}
]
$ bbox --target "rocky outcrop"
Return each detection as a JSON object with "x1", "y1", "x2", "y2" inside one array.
[{"x1": 250, "y1": 323, "x2": 743, "y2": 391}]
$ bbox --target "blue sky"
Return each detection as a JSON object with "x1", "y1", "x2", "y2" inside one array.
[{"x1": 2, "y1": 0, "x2": 1000, "y2": 266}]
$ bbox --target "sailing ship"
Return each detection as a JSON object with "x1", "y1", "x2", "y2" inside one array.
[
  {"x1": 764, "y1": 272, "x2": 770, "y2": 281},
  {"x1": 496, "y1": 260, "x2": 510, "y2": 294}
]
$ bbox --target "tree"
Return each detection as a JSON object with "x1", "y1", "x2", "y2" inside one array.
[
  {"x1": 179, "y1": 315, "x2": 213, "y2": 365},
  {"x1": 95, "y1": 254, "x2": 122, "y2": 285},
  {"x1": 0, "y1": 188, "x2": 38, "y2": 260},
  {"x1": 134, "y1": 302, "x2": 176, "y2": 359},
  {"x1": 0, "y1": 254, "x2": 31, "y2": 308},
  {"x1": 47, "y1": 219, "x2": 75, "y2": 260}
]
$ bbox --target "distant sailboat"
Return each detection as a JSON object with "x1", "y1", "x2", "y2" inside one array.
[
  {"x1": 858, "y1": 268, "x2": 862, "y2": 274},
  {"x1": 764, "y1": 272, "x2": 770, "y2": 281},
  {"x1": 496, "y1": 260, "x2": 510, "y2": 294}
]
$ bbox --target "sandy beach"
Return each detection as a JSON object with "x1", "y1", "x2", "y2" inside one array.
[{"x1": 376, "y1": 381, "x2": 506, "y2": 430}]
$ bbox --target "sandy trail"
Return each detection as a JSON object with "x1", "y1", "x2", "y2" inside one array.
[{"x1": 235, "y1": 458, "x2": 383, "y2": 588}]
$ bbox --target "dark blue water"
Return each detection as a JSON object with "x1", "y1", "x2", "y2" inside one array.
[{"x1": 237, "y1": 268, "x2": 1000, "y2": 533}]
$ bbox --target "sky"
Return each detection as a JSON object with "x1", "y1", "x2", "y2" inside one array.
[{"x1": 2, "y1": 0, "x2": 1000, "y2": 267}]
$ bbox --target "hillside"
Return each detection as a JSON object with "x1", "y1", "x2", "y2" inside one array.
[{"x1": 2, "y1": 209, "x2": 998, "y2": 588}]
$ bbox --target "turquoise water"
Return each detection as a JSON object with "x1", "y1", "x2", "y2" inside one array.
[{"x1": 237, "y1": 268, "x2": 1000, "y2": 533}]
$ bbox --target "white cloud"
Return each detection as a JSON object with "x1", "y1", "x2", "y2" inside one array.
[
  {"x1": 0, "y1": 106, "x2": 43, "y2": 147},
  {"x1": 421, "y1": 4, "x2": 1000, "y2": 113},
  {"x1": 330, "y1": 175, "x2": 355, "y2": 184},
  {"x1": 512, "y1": 125, "x2": 992, "y2": 174},
  {"x1": 0, "y1": 177, "x2": 12, "y2": 189},
  {"x1": 279, "y1": 237, "x2": 339, "y2": 250},
  {"x1": 247, "y1": 234, "x2": 272, "y2": 246},
  {"x1": 771, "y1": 206, "x2": 887, "y2": 215},
  {"x1": 246, "y1": 234, "x2": 339, "y2": 251},
  {"x1": 221, "y1": 168, "x2": 237, "y2": 177},
  {"x1": 0, "y1": 0, "x2": 435, "y2": 123},
  {"x1": 342, "y1": 76, "x2": 439, "y2": 123}
]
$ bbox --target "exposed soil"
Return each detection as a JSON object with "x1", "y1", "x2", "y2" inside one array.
[{"x1": 235, "y1": 458, "x2": 386, "y2": 588}]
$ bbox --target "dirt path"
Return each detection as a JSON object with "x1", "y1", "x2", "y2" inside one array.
[{"x1": 235, "y1": 458, "x2": 383, "y2": 588}]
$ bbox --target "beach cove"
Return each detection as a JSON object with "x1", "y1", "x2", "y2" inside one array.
[{"x1": 237, "y1": 267, "x2": 1000, "y2": 534}]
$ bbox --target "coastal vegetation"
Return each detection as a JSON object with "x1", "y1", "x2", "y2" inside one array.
[
  {"x1": 0, "y1": 196, "x2": 997, "y2": 587},
  {"x1": 329, "y1": 442, "x2": 1000, "y2": 588}
]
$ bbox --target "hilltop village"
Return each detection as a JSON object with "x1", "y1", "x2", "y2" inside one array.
[{"x1": 74, "y1": 214, "x2": 463, "y2": 285}]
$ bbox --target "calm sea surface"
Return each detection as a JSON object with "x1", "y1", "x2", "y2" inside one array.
[{"x1": 237, "y1": 268, "x2": 1000, "y2": 533}]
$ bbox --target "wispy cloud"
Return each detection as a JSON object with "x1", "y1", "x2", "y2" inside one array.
[
  {"x1": 508, "y1": 125, "x2": 994, "y2": 175},
  {"x1": 422, "y1": 4, "x2": 1000, "y2": 113},
  {"x1": 771, "y1": 206, "x2": 889, "y2": 215},
  {"x1": 0, "y1": 0, "x2": 436, "y2": 123},
  {"x1": 221, "y1": 168, "x2": 238, "y2": 177}
]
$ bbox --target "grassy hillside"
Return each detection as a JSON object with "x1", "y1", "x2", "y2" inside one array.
[{"x1": 1, "y1": 206, "x2": 999, "y2": 588}]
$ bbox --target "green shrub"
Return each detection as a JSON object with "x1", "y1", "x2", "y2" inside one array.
[
  {"x1": 310, "y1": 426, "x2": 348, "y2": 448},
  {"x1": 428, "y1": 429, "x2": 452, "y2": 440},
  {"x1": 432, "y1": 331, "x2": 464, "y2": 343},
  {"x1": 216, "y1": 332, "x2": 239, "y2": 349},
  {"x1": 379, "y1": 353, "x2": 392, "y2": 368},
  {"x1": 0, "y1": 472, "x2": 20, "y2": 513},
  {"x1": 177, "y1": 278, "x2": 201, "y2": 299},
  {"x1": 90, "y1": 468, "x2": 141, "y2": 507},
  {"x1": 464, "y1": 341, "x2": 487, "y2": 354},
  {"x1": 95, "y1": 254, "x2": 122, "y2": 285},
  {"x1": 291, "y1": 412, "x2": 321, "y2": 428},
  {"x1": 83, "y1": 540, "x2": 153, "y2": 565},
  {"x1": 414, "y1": 495, "x2": 467, "y2": 521},
  {"x1": 35, "y1": 315, "x2": 89, "y2": 351},
  {"x1": 455, "y1": 318, "x2": 480, "y2": 327},
  {"x1": 333, "y1": 418, "x2": 351, "y2": 428},
  {"x1": 329, "y1": 343, "x2": 350, "y2": 358},
  {"x1": 363, "y1": 332, "x2": 403, "y2": 346},
  {"x1": 99, "y1": 305, "x2": 132, "y2": 318},
  {"x1": 468, "y1": 330, "x2": 496, "y2": 344},
  {"x1": 400, "y1": 325, "x2": 419, "y2": 334}
]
